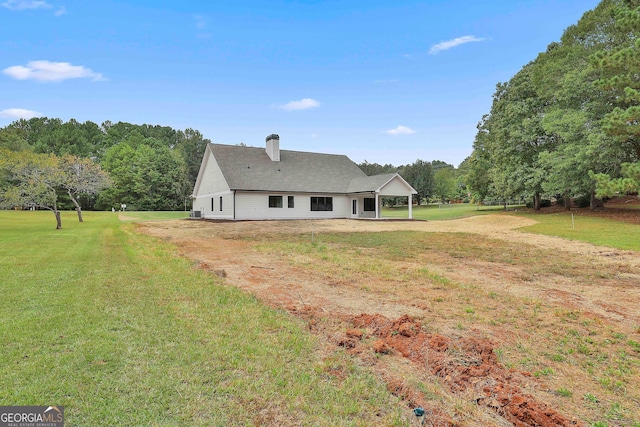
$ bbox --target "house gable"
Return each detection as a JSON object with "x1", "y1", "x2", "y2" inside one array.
[
  {"x1": 347, "y1": 173, "x2": 416, "y2": 195},
  {"x1": 192, "y1": 145, "x2": 231, "y2": 197},
  {"x1": 377, "y1": 174, "x2": 417, "y2": 196}
]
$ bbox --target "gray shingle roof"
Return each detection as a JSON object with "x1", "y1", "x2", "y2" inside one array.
[{"x1": 210, "y1": 143, "x2": 394, "y2": 194}]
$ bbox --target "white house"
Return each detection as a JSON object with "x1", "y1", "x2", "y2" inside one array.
[{"x1": 191, "y1": 134, "x2": 417, "y2": 220}]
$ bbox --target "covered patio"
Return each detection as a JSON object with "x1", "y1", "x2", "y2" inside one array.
[{"x1": 348, "y1": 173, "x2": 417, "y2": 219}]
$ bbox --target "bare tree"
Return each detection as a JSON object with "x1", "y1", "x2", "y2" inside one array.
[{"x1": 60, "y1": 155, "x2": 111, "y2": 222}]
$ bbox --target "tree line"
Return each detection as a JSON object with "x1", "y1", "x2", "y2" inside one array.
[
  {"x1": 0, "y1": 115, "x2": 472, "y2": 223},
  {"x1": 466, "y1": 0, "x2": 640, "y2": 209},
  {"x1": 358, "y1": 158, "x2": 470, "y2": 205},
  {"x1": 0, "y1": 118, "x2": 210, "y2": 222}
]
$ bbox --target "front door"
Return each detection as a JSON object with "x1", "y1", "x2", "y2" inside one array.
[{"x1": 351, "y1": 199, "x2": 358, "y2": 218}]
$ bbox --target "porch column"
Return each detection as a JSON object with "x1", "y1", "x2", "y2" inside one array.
[
  {"x1": 408, "y1": 194, "x2": 413, "y2": 219},
  {"x1": 375, "y1": 193, "x2": 380, "y2": 219}
]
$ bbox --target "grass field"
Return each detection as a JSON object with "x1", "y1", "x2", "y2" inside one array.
[
  {"x1": 383, "y1": 202, "x2": 640, "y2": 252},
  {"x1": 117, "y1": 211, "x2": 190, "y2": 221},
  {"x1": 0, "y1": 211, "x2": 406, "y2": 426},
  {"x1": 382, "y1": 203, "x2": 521, "y2": 221},
  {"x1": 517, "y1": 211, "x2": 640, "y2": 251},
  {"x1": 2, "y1": 208, "x2": 639, "y2": 426}
]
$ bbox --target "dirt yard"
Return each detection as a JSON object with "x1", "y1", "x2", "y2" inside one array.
[{"x1": 136, "y1": 214, "x2": 640, "y2": 426}]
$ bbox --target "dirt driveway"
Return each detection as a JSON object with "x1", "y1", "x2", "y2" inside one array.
[
  {"x1": 136, "y1": 215, "x2": 640, "y2": 426},
  {"x1": 137, "y1": 215, "x2": 640, "y2": 334}
]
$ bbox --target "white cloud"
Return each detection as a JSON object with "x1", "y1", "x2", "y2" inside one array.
[
  {"x1": 53, "y1": 5, "x2": 65, "y2": 15},
  {"x1": 3, "y1": 60, "x2": 105, "y2": 82},
  {"x1": 1, "y1": 0, "x2": 52, "y2": 10},
  {"x1": 384, "y1": 125, "x2": 415, "y2": 136},
  {"x1": 279, "y1": 98, "x2": 320, "y2": 111},
  {"x1": 0, "y1": 108, "x2": 42, "y2": 119},
  {"x1": 428, "y1": 35, "x2": 485, "y2": 54}
]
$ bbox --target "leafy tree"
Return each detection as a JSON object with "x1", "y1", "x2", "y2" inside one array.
[
  {"x1": 97, "y1": 136, "x2": 188, "y2": 211},
  {"x1": 467, "y1": 117, "x2": 493, "y2": 203},
  {"x1": 468, "y1": 0, "x2": 639, "y2": 210},
  {"x1": 491, "y1": 62, "x2": 555, "y2": 209},
  {"x1": 431, "y1": 160, "x2": 454, "y2": 173},
  {"x1": 4, "y1": 117, "x2": 105, "y2": 158},
  {"x1": 455, "y1": 157, "x2": 472, "y2": 200},
  {"x1": 96, "y1": 143, "x2": 137, "y2": 210},
  {"x1": 1, "y1": 118, "x2": 212, "y2": 211},
  {"x1": 533, "y1": 1, "x2": 624, "y2": 209},
  {"x1": 0, "y1": 149, "x2": 65, "y2": 228},
  {"x1": 592, "y1": 0, "x2": 640, "y2": 159},
  {"x1": 593, "y1": 161, "x2": 640, "y2": 197},
  {"x1": 399, "y1": 159, "x2": 433, "y2": 204},
  {"x1": 433, "y1": 168, "x2": 457, "y2": 203},
  {"x1": 0, "y1": 127, "x2": 31, "y2": 151},
  {"x1": 175, "y1": 128, "x2": 210, "y2": 190},
  {"x1": 357, "y1": 161, "x2": 398, "y2": 176}
]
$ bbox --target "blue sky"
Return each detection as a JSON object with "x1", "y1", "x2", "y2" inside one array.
[{"x1": 1, "y1": 0, "x2": 600, "y2": 167}]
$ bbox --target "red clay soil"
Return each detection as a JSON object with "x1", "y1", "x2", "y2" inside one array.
[{"x1": 349, "y1": 314, "x2": 582, "y2": 427}]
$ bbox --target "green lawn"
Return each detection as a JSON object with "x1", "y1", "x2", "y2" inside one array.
[
  {"x1": 382, "y1": 203, "x2": 519, "y2": 221},
  {"x1": 384, "y1": 203, "x2": 640, "y2": 252},
  {"x1": 516, "y1": 211, "x2": 640, "y2": 251},
  {"x1": 4, "y1": 208, "x2": 637, "y2": 424},
  {"x1": 118, "y1": 210, "x2": 190, "y2": 221},
  {"x1": 0, "y1": 211, "x2": 405, "y2": 426}
]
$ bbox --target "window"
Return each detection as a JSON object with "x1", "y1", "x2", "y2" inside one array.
[
  {"x1": 219, "y1": 196, "x2": 223, "y2": 211},
  {"x1": 288, "y1": 196, "x2": 294, "y2": 209},
  {"x1": 364, "y1": 198, "x2": 375, "y2": 211},
  {"x1": 269, "y1": 195, "x2": 283, "y2": 208},
  {"x1": 211, "y1": 197, "x2": 214, "y2": 211},
  {"x1": 311, "y1": 196, "x2": 333, "y2": 211}
]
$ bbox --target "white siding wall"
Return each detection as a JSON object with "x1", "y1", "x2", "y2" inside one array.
[
  {"x1": 193, "y1": 192, "x2": 234, "y2": 219},
  {"x1": 193, "y1": 151, "x2": 234, "y2": 219},
  {"x1": 351, "y1": 196, "x2": 376, "y2": 218},
  {"x1": 235, "y1": 192, "x2": 351, "y2": 220},
  {"x1": 359, "y1": 197, "x2": 376, "y2": 218}
]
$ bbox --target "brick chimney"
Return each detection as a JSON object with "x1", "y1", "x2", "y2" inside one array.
[{"x1": 266, "y1": 134, "x2": 280, "y2": 161}]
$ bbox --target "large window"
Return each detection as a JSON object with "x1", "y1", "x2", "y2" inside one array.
[
  {"x1": 311, "y1": 196, "x2": 333, "y2": 211},
  {"x1": 288, "y1": 196, "x2": 294, "y2": 208},
  {"x1": 269, "y1": 195, "x2": 283, "y2": 208},
  {"x1": 364, "y1": 198, "x2": 375, "y2": 211}
]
